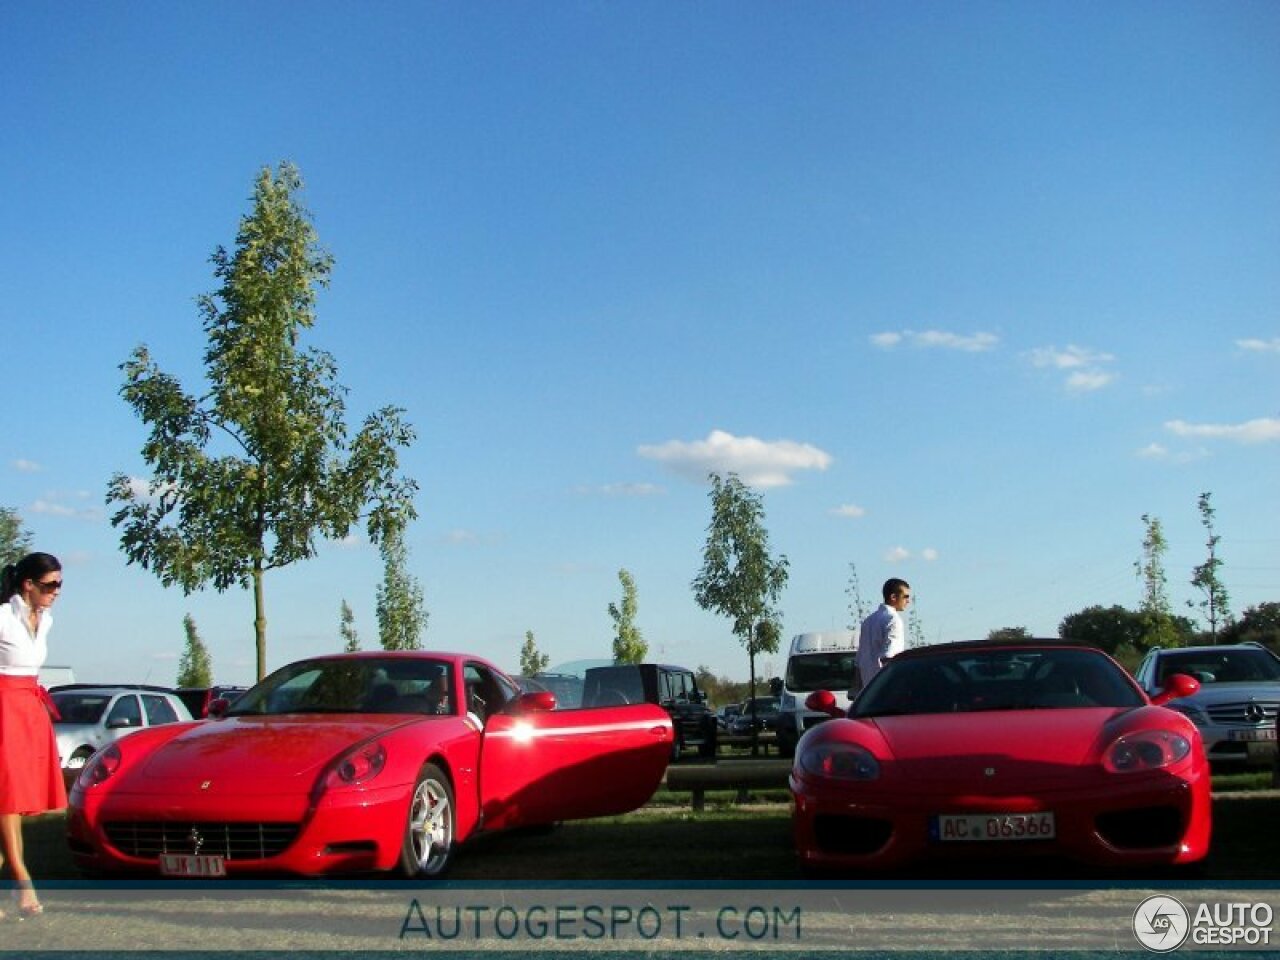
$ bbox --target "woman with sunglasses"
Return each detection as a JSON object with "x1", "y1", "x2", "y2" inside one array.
[{"x1": 0, "y1": 552, "x2": 67, "y2": 919}]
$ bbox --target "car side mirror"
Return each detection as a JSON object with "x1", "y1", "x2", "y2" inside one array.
[
  {"x1": 207, "y1": 698, "x2": 231, "y2": 719},
  {"x1": 106, "y1": 717, "x2": 136, "y2": 729},
  {"x1": 513, "y1": 691, "x2": 557, "y2": 714},
  {"x1": 1150, "y1": 673, "x2": 1201, "y2": 706},
  {"x1": 805, "y1": 690, "x2": 843, "y2": 718}
]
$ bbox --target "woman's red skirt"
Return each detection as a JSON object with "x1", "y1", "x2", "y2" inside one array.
[{"x1": 0, "y1": 674, "x2": 68, "y2": 815}]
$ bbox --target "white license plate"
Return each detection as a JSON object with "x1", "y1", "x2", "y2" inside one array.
[
  {"x1": 932, "y1": 812, "x2": 1056, "y2": 842},
  {"x1": 159, "y1": 854, "x2": 226, "y2": 877},
  {"x1": 1228, "y1": 728, "x2": 1278, "y2": 742}
]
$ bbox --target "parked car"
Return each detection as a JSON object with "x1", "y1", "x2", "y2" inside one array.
[
  {"x1": 582, "y1": 663, "x2": 717, "y2": 758},
  {"x1": 790, "y1": 640, "x2": 1210, "y2": 873},
  {"x1": 514, "y1": 672, "x2": 583, "y2": 709},
  {"x1": 174, "y1": 685, "x2": 250, "y2": 719},
  {"x1": 716, "y1": 702, "x2": 743, "y2": 731},
  {"x1": 50, "y1": 686, "x2": 194, "y2": 774},
  {"x1": 730, "y1": 696, "x2": 781, "y2": 737},
  {"x1": 1133, "y1": 642, "x2": 1280, "y2": 766},
  {"x1": 65, "y1": 651, "x2": 672, "y2": 879}
]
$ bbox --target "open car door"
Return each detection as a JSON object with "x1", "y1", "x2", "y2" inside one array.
[{"x1": 470, "y1": 663, "x2": 672, "y2": 830}]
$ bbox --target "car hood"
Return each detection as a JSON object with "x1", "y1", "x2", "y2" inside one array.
[
  {"x1": 1173, "y1": 683, "x2": 1280, "y2": 706},
  {"x1": 126, "y1": 715, "x2": 417, "y2": 795},
  {"x1": 868, "y1": 709, "x2": 1123, "y2": 788}
]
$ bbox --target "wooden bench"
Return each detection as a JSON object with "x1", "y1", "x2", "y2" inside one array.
[{"x1": 663, "y1": 759, "x2": 791, "y2": 811}]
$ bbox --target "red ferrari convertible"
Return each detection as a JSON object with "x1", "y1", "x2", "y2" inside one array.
[
  {"x1": 790, "y1": 640, "x2": 1210, "y2": 873},
  {"x1": 66, "y1": 652, "x2": 672, "y2": 878}
]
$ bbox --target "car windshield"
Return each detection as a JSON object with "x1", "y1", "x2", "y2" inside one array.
[
  {"x1": 581, "y1": 666, "x2": 646, "y2": 707},
  {"x1": 50, "y1": 692, "x2": 110, "y2": 725},
  {"x1": 786, "y1": 651, "x2": 858, "y2": 692},
  {"x1": 1155, "y1": 649, "x2": 1280, "y2": 685},
  {"x1": 853, "y1": 647, "x2": 1144, "y2": 717},
  {"x1": 226, "y1": 657, "x2": 454, "y2": 716}
]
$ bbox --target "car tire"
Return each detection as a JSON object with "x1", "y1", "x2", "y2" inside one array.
[
  {"x1": 399, "y1": 762, "x2": 455, "y2": 878},
  {"x1": 66, "y1": 747, "x2": 95, "y2": 770}
]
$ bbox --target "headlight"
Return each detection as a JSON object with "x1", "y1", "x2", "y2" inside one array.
[
  {"x1": 798, "y1": 741, "x2": 880, "y2": 781},
  {"x1": 1103, "y1": 730, "x2": 1192, "y2": 773},
  {"x1": 77, "y1": 743, "x2": 121, "y2": 788},
  {"x1": 322, "y1": 741, "x2": 387, "y2": 790}
]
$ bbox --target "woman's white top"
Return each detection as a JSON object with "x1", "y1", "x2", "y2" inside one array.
[{"x1": 0, "y1": 594, "x2": 51, "y2": 676}]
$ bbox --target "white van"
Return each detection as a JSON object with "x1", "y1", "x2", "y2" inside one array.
[{"x1": 775, "y1": 631, "x2": 857, "y2": 756}]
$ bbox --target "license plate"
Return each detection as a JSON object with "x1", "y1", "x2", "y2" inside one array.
[
  {"x1": 931, "y1": 812, "x2": 1056, "y2": 842},
  {"x1": 159, "y1": 854, "x2": 226, "y2": 877},
  {"x1": 1228, "y1": 729, "x2": 1277, "y2": 742}
]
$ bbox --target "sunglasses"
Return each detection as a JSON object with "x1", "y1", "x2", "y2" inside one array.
[{"x1": 34, "y1": 579, "x2": 64, "y2": 593}]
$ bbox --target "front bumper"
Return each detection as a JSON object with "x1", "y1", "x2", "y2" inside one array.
[
  {"x1": 790, "y1": 768, "x2": 1211, "y2": 871},
  {"x1": 66, "y1": 779, "x2": 415, "y2": 876}
]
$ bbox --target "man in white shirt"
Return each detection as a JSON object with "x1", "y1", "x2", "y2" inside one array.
[{"x1": 857, "y1": 578, "x2": 911, "y2": 688}]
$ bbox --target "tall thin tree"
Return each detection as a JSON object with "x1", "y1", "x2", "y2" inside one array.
[
  {"x1": 107, "y1": 163, "x2": 416, "y2": 679},
  {"x1": 177, "y1": 613, "x2": 213, "y2": 688},
  {"x1": 692, "y1": 473, "x2": 789, "y2": 755},
  {"x1": 1135, "y1": 513, "x2": 1181, "y2": 649},
  {"x1": 609, "y1": 568, "x2": 647, "y2": 664},
  {"x1": 1189, "y1": 491, "x2": 1231, "y2": 642},
  {"x1": 339, "y1": 599, "x2": 361, "y2": 652},
  {"x1": 520, "y1": 630, "x2": 550, "y2": 677},
  {"x1": 376, "y1": 527, "x2": 426, "y2": 651}
]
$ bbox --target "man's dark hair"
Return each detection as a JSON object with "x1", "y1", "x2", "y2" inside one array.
[{"x1": 882, "y1": 578, "x2": 910, "y2": 602}]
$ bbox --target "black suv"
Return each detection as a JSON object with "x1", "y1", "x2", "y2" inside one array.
[{"x1": 582, "y1": 663, "x2": 717, "y2": 759}]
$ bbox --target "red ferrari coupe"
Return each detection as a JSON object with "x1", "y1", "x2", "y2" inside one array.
[
  {"x1": 790, "y1": 641, "x2": 1210, "y2": 873},
  {"x1": 66, "y1": 652, "x2": 673, "y2": 878}
]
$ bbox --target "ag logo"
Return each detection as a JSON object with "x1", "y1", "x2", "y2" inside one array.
[{"x1": 1133, "y1": 895, "x2": 1190, "y2": 952}]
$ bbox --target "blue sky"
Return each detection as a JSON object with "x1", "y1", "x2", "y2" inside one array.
[{"x1": 3, "y1": 3, "x2": 1277, "y2": 686}]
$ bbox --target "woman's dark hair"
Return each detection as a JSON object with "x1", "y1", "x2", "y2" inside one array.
[{"x1": 0, "y1": 552, "x2": 62, "y2": 603}]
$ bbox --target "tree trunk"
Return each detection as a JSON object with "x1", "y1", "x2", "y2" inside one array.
[{"x1": 253, "y1": 561, "x2": 267, "y2": 681}]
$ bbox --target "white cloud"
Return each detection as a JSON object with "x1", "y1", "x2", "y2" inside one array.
[
  {"x1": 13, "y1": 459, "x2": 42, "y2": 473},
  {"x1": 871, "y1": 330, "x2": 998, "y2": 352},
  {"x1": 30, "y1": 498, "x2": 100, "y2": 521},
  {"x1": 637, "y1": 429, "x2": 833, "y2": 488},
  {"x1": 444, "y1": 529, "x2": 481, "y2": 545},
  {"x1": 921, "y1": 547, "x2": 939, "y2": 562},
  {"x1": 1065, "y1": 369, "x2": 1116, "y2": 392},
  {"x1": 830, "y1": 504, "x2": 866, "y2": 519},
  {"x1": 885, "y1": 546, "x2": 911, "y2": 563},
  {"x1": 1165, "y1": 417, "x2": 1280, "y2": 444},
  {"x1": 1237, "y1": 337, "x2": 1280, "y2": 353},
  {"x1": 870, "y1": 332, "x2": 902, "y2": 349},
  {"x1": 1136, "y1": 443, "x2": 1168, "y2": 459},
  {"x1": 1028, "y1": 344, "x2": 1116, "y2": 391}
]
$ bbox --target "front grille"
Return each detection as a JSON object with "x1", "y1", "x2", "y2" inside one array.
[
  {"x1": 813, "y1": 814, "x2": 892, "y2": 856},
  {"x1": 103, "y1": 821, "x2": 300, "y2": 860},
  {"x1": 1205, "y1": 699, "x2": 1278, "y2": 725},
  {"x1": 1095, "y1": 806, "x2": 1184, "y2": 850}
]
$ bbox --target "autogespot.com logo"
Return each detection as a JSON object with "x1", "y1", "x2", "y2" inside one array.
[{"x1": 1133, "y1": 895, "x2": 1191, "y2": 952}]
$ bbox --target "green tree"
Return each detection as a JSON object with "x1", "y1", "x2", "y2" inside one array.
[
  {"x1": 1221, "y1": 602, "x2": 1280, "y2": 653},
  {"x1": 1189, "y1": 491, "x2": 1232, "y2": 642},
  {"x1": 608, "y1": 568, "x2": 647, "y2": 664},
  {"x1": 376, "y1": 527, "x2": 426, "y2": 651},
  {"x1": 845, "y1": 561, "x2": 868, "y2": 630},
  {"x1": 107, "y1": 164, "x2": 416, "y2": 679},
  {"x1": 986, "y1": 626, "x2": 1032, "y2": 642},
  {"x1": 520, "y1": 630, "x2": 550, "y2": 676},
  {"x1": 1135, "y1": 513, "x2": 1183, "y2": 649},
  {"x1": 692, "y1": 473, "x2": 789, "y2": 754},
  {"x1": 339, "y1": 599, "x2": 360, "y2": 652},
  {"x1": 1059, "y1": 605, "x2": 1148, "y2": 655},
  {"x1": 177, "y1": 613, "x2": 213, "y2": 688},
  {"x1": 1, "y1": 507, "x2": 33, "y2": 567}
]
